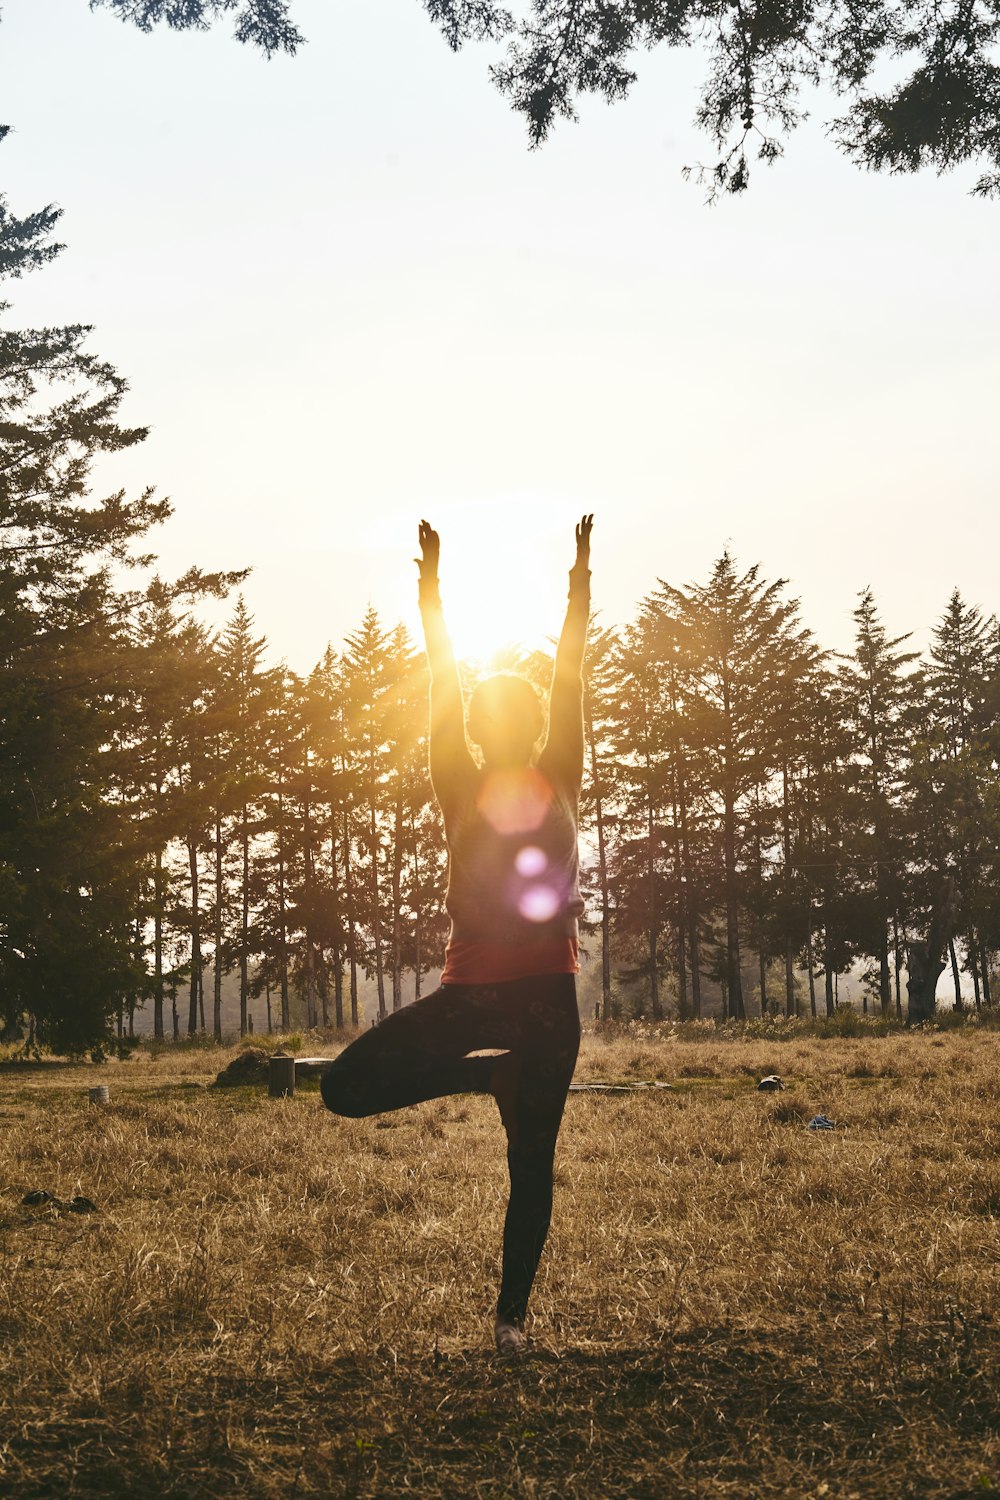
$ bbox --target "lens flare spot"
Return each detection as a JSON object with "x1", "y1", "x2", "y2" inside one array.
[
  {"x1": 477, "y1": 768, "x2": 552, "y2": 836},
  {"x1": 518, "y1": 884, "x2": 560, "y2": 923},
  {"x1": 515, "y1": 845, "x2": 547, "y2": 878}
]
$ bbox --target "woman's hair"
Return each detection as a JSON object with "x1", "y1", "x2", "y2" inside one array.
[{"x1": 467, "y1": 674, "x2": 545, "y2": 751}]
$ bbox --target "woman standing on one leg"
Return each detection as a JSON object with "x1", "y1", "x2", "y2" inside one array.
[{"x1": 321, "y1": 514, "x2": 593, "y2": 1354}]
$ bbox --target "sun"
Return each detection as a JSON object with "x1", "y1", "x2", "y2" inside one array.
[
  {"x1": 397, "y1": 500, "x2": 577, "y2": 669},
  {"x1": 425, "y1": 523, "x2": 557, "y2": 667}
]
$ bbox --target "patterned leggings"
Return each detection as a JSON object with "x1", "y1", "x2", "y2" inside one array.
[{"x1": 320, "y1": 973, "x2": 581, "y2": 1323}]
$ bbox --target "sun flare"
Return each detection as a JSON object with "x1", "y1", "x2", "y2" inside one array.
[{"x1": 426, "y1": 522, "x2": 558, "y2": 666}]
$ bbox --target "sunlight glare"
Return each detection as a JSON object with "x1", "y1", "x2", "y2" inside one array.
[
  {"x1": 518, "y1": 884, "x2": 560, "y2": 923},
  {"x1": 477, "y1": 769, "x2": 552, "y2": 836},
  {"x1": 421, "y1": 505, "x2": 560, "y2": 664}
]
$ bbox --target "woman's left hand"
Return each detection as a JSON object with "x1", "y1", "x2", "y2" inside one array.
[{"x1": 574, "y1": 513, "x2": 594, "y2": 570}]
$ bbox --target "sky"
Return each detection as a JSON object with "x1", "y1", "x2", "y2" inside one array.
[{"x1": 2, "y1": 0, "x2": 999, "y2": 670}]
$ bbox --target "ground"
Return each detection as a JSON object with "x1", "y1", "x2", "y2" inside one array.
[{"x1": 0, "y1": 1024, "x2": 997, "y2": 1498}]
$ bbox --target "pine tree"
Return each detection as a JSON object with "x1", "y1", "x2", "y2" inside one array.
[
  {"x1": 652, "y1": 554, "x2": 817, "y2": 1019},
  {"x1": 925, "y1": 591, "x2": 996, "y2": 1003},
  {"x1": 839, "y1": 590, "x2": 919, "y2": 1016},
  {"x1": 217, "y1": 597, "x2": 271, "y2": 1035},
  {"x1": 581, "y1": 619, "x2": 618, "y2": 1021},
  {"x1": 0, "y1": 138, "x2": 207, "y2": 1050},
  {"x1": 343, "y1": 608, "x2": 394, "y2": 1021},
  {"x1": 606, "y1": 620, "x2": 674, "y2": 1018}
]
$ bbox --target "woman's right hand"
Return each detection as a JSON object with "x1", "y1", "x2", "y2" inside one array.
[{"x1": 416, "y1": 519, "x2": 440, "y2": 578}]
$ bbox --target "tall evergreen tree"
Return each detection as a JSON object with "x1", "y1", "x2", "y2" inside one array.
[
  {"x1": 217, "y1": 597, "x2": 271, "y2": 1035},
  {"x1": 652, "y1": 554, "x2": 817, "y2": 1019},
  {"x1": 839, "y1": 590, "x2": 919, "y2": 1016},
  {"x1": 343, "y1": 608, "x2": 393, "y2": 1021},
  {"x1": 581, "y1": 619, "x2": 618, "y2": 1021},
  {"x1": 0, "y1": 135, "x2": 240, "y2": 1050}
]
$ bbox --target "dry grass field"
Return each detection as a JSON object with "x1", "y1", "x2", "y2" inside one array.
[{"x1": 1, "y1": 1023, "x2": 998, "y2": 1499}]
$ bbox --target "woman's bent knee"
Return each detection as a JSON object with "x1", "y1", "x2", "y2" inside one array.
[{"x1": 320, "y1": 1062, "x2": 373, "y2": 1118}]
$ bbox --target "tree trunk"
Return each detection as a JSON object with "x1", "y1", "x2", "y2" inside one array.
[
  {"x1": 949, "y1": 938, "x2": 963, "y2": 1011},
  {"x1": 879, "y1": 932, "x2": 892, "y2": 1018},
  {"x1": 213, "y1": 810, "x2": 224, "y2": 1042},
  {"x1": 586, "y1": 714, "x2": 612, "y2": 1023},
  {"x1": 303, "y1": 787, "x2": 316, "y2": 1030},
  {"x1": 907, "y1": 878, "x2": 960, "y2": 1025},
  {"x1": 330, "y1": 816, "x2": 344, "y2": 1028},
  {"x1": 646, "y1": 792, "x2": 661, "y2": 1021},
  {"x1": 277, "y1": 774, "x2": 289, "y2": 1030},
  {"x1": 187, "y1": 834, "x2": 201, "y2": 1035},
  {"x1": 980, "y1": 940, "x2": 992, "y2": 1006},
  {"x1": 370, "y1": 799, "x2": 386, "y2": 1021},
  {"x1": 391, "y1": 795, "x2": 403, "y2": 1011},
  {"x1": 969, "y1": 942, "x2": 982, "y2": 1010},
  {"x1": 723, "y1": 786, "x2": 745, "y2": 1020},
  {"x1": 344, "y1": 809, "x2": 358, "y2": 1025},
  {"x1": 689, "y1": 914, "x2": 702, "y2": 1020},
  {"x1": 240, "y1": 803, "x2": 250, "y2": 1037},
  {"x1": 410, "y1": 815, "x2": 422, "y2": 1004},
  {"x1": 153, "y1": 844, "x2": 164, "y2": 1040}
]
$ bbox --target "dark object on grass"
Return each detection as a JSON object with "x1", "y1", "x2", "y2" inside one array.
[
  {"x1": 22, "y1": 1190, "x2": 98, "y2": 1212},
  {"x1": 213, "y1": 1047, "x2": 270, "y2": 1088},
  {"x1": 89, "y1": 1085, "x2": 110, "y2": 1104},
  {"x1": 758, "y1": 1075, "x2": 784, "y2": 1092},
  {"x1": 807, "y1": 1115, "x2": 836, "y2": 1131}
]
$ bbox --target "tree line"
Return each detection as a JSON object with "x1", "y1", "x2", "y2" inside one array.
[{"x1": 3, "y1": 141, "x2": 999, "y2": 1053}]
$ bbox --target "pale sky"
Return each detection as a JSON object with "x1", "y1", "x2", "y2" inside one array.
[{"x1": 3, "y1": 0, "x2": 998, "y2": 669}]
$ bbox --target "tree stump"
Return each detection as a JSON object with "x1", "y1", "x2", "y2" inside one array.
[{"x1": 268, "y1": 1054, "x2": 296, "y2": 1098}]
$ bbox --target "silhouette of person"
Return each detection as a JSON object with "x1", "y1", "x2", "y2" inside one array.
[{"x1": 322, "y1": 515, "x2": 593, "y2": 1354}]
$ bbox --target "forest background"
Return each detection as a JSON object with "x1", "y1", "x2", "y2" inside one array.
[{"x1": 3, "y1": 0, "x2": 1000, "y2": 1053}]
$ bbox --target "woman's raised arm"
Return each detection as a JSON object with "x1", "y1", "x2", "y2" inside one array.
[
  {"x1": 416, "y1": 520, "x2": 477, "y2": 801},
  {"x1": 538, "y1": 514, "x2": 593, "y2": 791}
]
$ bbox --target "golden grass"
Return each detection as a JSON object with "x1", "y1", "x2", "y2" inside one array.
[{"x1": 1, "y1": 1028, "x2": 998, "y2": 1498}]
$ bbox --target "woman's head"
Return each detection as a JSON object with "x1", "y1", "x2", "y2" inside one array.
[{"x1": 467, "y1": 674, "x2": 545, "y2": 768}]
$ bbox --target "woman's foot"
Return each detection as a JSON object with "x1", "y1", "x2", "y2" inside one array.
[{"x1": 494, "y1": 1314, "x2": 528, "y2": 1357}]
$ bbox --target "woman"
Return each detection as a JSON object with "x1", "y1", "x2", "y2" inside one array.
[{"x1": 321, "y1": 514, "x2": 593, "y2": 1354}]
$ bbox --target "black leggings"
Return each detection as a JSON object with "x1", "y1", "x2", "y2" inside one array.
[{"x1": 320, "y1": 973, "x2": 581, "y2": 1323}]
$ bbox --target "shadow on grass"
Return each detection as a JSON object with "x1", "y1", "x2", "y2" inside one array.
[{"x1": 3, "y1": 1326, "x2": 997, "y2": 1499}]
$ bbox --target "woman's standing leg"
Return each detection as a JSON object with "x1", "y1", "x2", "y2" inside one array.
[{"x1": 494, "y1": 974, "x2": 581, "y2": 1348}]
